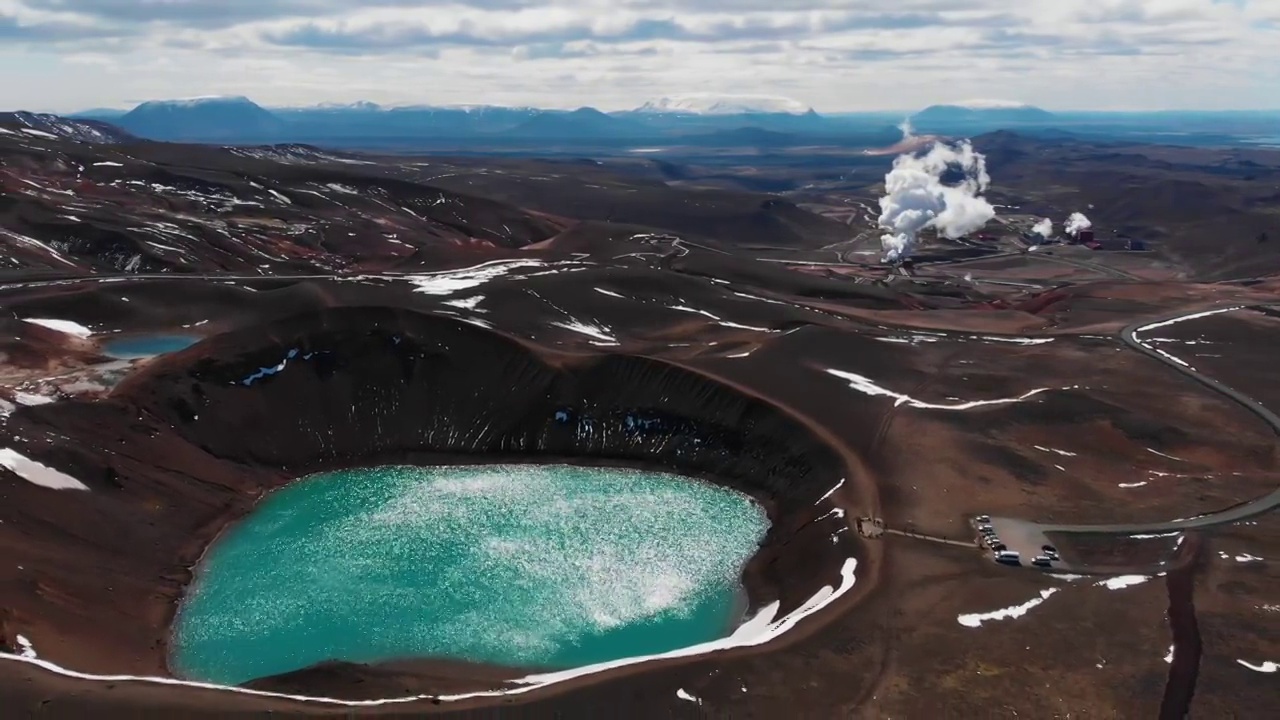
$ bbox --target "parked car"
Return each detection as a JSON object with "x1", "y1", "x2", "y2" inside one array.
[
  {"x1": 1032, "y1": 556, "x2": 1053, "y2": 568},
  {"x1": 995, "y1": 551, "x2": 1020, "y2": 565},
  {"x1": 976, "y1": 515, "x2": 991, "y2": 524}
]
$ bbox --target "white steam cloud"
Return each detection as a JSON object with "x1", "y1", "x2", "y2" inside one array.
[
  {"x1": 877, "y1": 138, "x2": 996, "y2": 262},
  {"x1": 897, "y1": 117, "x2": 915, "y2": 141},
  {"x1": 1065, "y1": 212, "x2": 1092, "y2": 236},
  {"x1": 1032, "y1": 218, "x2": 1053, "y2": 238}
]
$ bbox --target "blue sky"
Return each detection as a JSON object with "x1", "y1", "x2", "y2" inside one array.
[{"x1": 1, "y1": 0, "x2": 1277, "y2": 112}]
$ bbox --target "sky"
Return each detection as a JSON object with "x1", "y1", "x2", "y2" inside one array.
[{"x1": 2, "y1": 0, "x2": 1278, "y2": 113}]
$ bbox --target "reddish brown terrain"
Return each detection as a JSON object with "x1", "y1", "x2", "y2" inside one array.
[{"x1": 0, "y1": 112, "x2": 1277, "y2": 718}]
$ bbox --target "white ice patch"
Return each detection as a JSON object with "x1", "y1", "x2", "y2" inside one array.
[
  {"x1": 15, "y1": 635, "x2": 35, "y2": 659},
  {"x1": 1146, "y1": 448, "x2": 1186, "y2": 462},
  {"x1": 1119, "y1": 482, "x2": 1149, "y2": 489},
  {"x1": 0, "y1": 448, "x2": 90, "y2": 490},
  {"x1": 1165, "y1": 645, "x2": 1175, "y2": 664},
  {"x1": 22, "y1": 318, "x2": 93, "y2": 338},
  {"x1": 669, "y1": 304, "x2": 720, "y2": 320},
  {"x1": 1095, "y1": 575, "x2": 1151, "y2": 590},
  {"x1": 13, "y1": 392, "x2": 53, "y2": 407},
  {"x1": 1237, "y1": 659, "x2": 1278, "y2": 673},
  {"x1": 718, "y1": 321, "x2": 776, "y2": 333},
  {"x1": 408, "y1": 260, "x2": 548, "y2": 296},
  {"x1": 816, "y1": 477, "x2": 845, "y2": 505},
  {"x1": 957, "y1": 588, "x2": 1059, "y2": 628},
  {"x1": 550, "y1": 319, "x2": 617, "y2": 344},
  {"x1": 594, "y1": 288, "x2": 625, "y2": 299},
  {"x1": 676, "y1": 688, "x2": 701, "y2": 704},
  {"x1": 93, "y1": 161, "x2": 123, "y2": 167},
  {"x1": 497, "y1": 558, "x2": 859, "y2": 693},
  {"x1": 442, "y1": 296, "x2": 486, "y2": 312},
  {"x1": 1134, "y1": 306, "x2": 1244, "y2": 335},
  {"x1": 975, "y1": 336, "x2": 1055, "y2": 345},
  {"x1": 1219, "y1": 552, "x2": 1264, "y2": 564},
  {"x1": 827, "y1": 368, "x2": 1061, "y2": 411},
  {"x1": 1034, "y1": 445, "x2": 1078, "y2": 457}
]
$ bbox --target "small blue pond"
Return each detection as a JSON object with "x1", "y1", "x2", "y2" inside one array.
[{"x1": 102, "y1": 334, "x2": 199, "y2": 359}]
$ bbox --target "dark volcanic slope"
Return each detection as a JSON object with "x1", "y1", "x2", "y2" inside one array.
[
  {"x1": 390, "y1": 156, "x2": 852, "y2": 249},
  {"x1": 971, "y1": 131, "x2": 1280, "y2": 279},
  {"x1": 0, "y1": 130, "x2": 569, "y2": 275},
  {"x1": 1, "y1": 116, "x2": 856, "y2": 277}
]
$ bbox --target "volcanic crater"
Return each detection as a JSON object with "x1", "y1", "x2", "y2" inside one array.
[{"x1": 1, "y1": 300, "x2": 862, "y2": 704}]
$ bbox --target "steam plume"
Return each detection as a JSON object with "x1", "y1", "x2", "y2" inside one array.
[
  {"x1": 1064, "y1": 211, "x2": 1092, "y2": 236},
  {"x1": 1031, "y1": 217, "x2": 1053, "y2": 238},
  {"x1": 897, "y1": 117, "x2": 915, "y2": 141},
  {"x1": 877, "y1": 137, "x2": 996, "y2": 262}
]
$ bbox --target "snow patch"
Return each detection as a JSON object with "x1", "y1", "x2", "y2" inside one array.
[
  {"x1": 828, "y1": 368, "x2": 1064, "y2": 411},
  {"x1": 957, "y1": 588, "x2": 1058, "y2": 627},
  {"x1": 1095, "y1": 575, "x2": 1150, "y2": 590},
  {"x1": 0, "y1": 448, "x2": 90, "y2": 490},
  {"x1": 22, "y1": 318, "x2": 93, "y2": 338},
  {"x1": 408, "y1": 260, "x2": 548, "y2": 296},
  {"x1": 550, "y1": 319, "x2": 617, "y2": 344},
  {"x1": 13, "y1": 392, "x2": 53, "y2": 407},
  {"x1": 1237, "y1": 659, "x2": 1278, "y2": 673},
  {"x1": 442, "y1": 296, "x2": 486, "y2": 312}
]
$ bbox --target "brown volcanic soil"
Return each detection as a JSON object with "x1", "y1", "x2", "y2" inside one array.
[
  {"x1": 1, "y1": 131, "x2": 1280, "y2": 715},
  {"x1": 0, "y1": 258, "x2": 1275, "y2": 717}
]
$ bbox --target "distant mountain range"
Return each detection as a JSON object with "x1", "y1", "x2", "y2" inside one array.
[
  {"x1": 910, "y1": 101, "x2": 1056, "y2": 131},
  {"x1": 634, "y1": 94, "x2": 814, "y2": 115},
  {"x1": 59, "y1": 95, "x2": 865, "y2": 145}
]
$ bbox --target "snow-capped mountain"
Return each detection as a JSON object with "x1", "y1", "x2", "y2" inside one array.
[
  {"x1": 132, "y1": 95, "x2": 257, "y2": 110},
  {"x1": 635, "y1": 94, "x2": 813, "y2": 115},
  {"x1": 0, "y1": 111, "x2": 134, "y2": 144},
  {"x1": 313, "y1": 101, "x2": 383, "y2": 112}
]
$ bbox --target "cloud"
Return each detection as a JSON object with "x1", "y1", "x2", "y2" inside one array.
[
  {"x1": 18, "y1": 1, "x2": 536, "y2": 29},
  {"x1": 1, "y1": 0, "x2": 1276, "y2": 113},
  {"x1": 260, "y1": 11, "x2": 1020, "y2": 52},
  {"x1": 0, "y1": 10, "x2": 130, "y2": 40}
]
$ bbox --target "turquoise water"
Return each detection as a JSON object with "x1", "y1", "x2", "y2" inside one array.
[
  {"x1": 170, "y1": 464, "x2": 769, "y2": 686},
  {"x1": 102, "y1": 334, "x2": 197, "y2": 359}
]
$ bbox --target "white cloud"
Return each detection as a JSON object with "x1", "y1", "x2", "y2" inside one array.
[{"x1": 2, "y1": 0, "x2": 1277, "y2": 112}]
